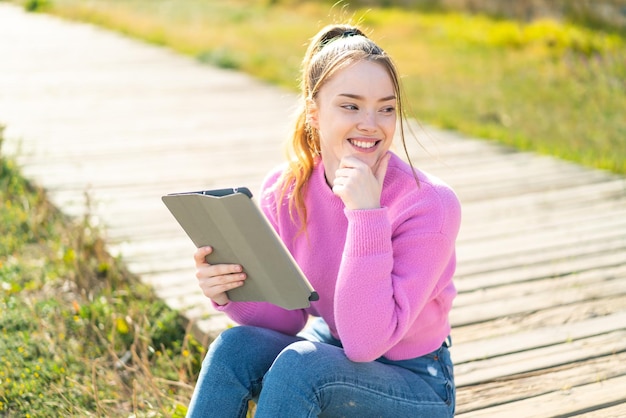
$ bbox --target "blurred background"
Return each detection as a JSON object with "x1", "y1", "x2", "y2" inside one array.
[{"x1": 15, "y1": 0, "x2": 625, "y2": 174}]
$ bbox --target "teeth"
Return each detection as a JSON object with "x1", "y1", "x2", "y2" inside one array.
[{"x1": 351, "y1": 139, "x2": 376, "y2": 149}]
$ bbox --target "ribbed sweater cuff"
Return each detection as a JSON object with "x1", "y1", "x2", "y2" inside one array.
[
  {"x1": 212, "y1": 300, "x2": 260, "y2": 322},
  {"x1": 344, "y1": 207, "x2": 392, "y2": 256}
]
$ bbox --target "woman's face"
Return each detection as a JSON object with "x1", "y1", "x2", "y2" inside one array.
[{"x1": 308, "y1": 60, "x2": 397, "y2": 185}]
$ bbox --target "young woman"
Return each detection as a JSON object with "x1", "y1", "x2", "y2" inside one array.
[{"x1": 187, "y1": 24, "x2": 461, "y2": 417}]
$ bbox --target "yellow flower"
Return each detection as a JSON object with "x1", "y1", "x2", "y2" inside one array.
[{"x1": 115, "y1": 317, "x2": 130, "y2": 334}]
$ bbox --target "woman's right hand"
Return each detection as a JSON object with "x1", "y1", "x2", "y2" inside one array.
[{"x1": 194, "y1": 246, "x2": 246, "y2": 306}]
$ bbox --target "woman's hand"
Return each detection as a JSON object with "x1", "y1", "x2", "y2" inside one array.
[
  {"x1": 332, "y1": 153, "x2": 390, "y2": 210},
  {"x1": 194, "y1": 246, "x2": 246, "y2": 306}
]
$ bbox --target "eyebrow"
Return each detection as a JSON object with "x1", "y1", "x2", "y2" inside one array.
[{"x1": 338, "y1": 93, "x2": 396, "y2": 102}]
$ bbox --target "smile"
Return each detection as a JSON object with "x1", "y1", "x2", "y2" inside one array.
[{"x1": 349, "y1": 139, "x2": 380, "y2": 150}]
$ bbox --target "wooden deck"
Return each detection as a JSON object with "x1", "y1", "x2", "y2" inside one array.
[
  {"x1": 1, "y1": 4, "x2": 625, "y2": 416},
  {"x1": 416, "y1": 134, "x2": 626, "y2": 416}
]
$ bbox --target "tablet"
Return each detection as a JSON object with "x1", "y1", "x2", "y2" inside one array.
[{"x1": 162, "y1": 187, "x2": 319, "y2": 310}]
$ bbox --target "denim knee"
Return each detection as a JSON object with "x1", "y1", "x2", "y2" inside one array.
[
  {"x1": 205, "y1": 326, "x2": 250, "y2": 363},
  {"x1": 264, "y1": 340, "x2": 330, "y2": 387},
  {"x1": 205, "y1": 326, "x2": 306, "y2": 381}
]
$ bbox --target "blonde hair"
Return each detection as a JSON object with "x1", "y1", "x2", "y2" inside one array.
[{"x1": 277, "y1": 24, "x2": 414, "y2": 232}]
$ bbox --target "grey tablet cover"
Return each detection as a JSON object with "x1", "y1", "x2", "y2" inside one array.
[{"x1": 162, "y1": 188, "x2": 318, "y2": 310}]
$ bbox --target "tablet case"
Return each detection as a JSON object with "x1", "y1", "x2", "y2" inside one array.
[{"x1": 162, "y1": 187, "x2": 319, "y2": 310}]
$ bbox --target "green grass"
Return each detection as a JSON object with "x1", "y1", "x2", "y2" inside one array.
[
  {"x1": 15, "y1": 0, "x2": 626, "y2": 174},
  {"x1": 0, "y1": 127, "x2": 201, "y2": 416}
]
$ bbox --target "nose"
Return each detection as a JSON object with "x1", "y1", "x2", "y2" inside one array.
[{"x1": 357, "y1": 110, "x2": 377, "y2": 132}]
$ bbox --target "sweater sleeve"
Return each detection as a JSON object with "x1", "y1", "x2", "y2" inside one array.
[
  {"x1": 214, "y1": 300, "x2": 308, "y2": 335},
  {"x1": 211, "y1": 168, "x2": 309, "y2": 335},
  {"x1": 334, "y1": 186, "x2": 461, "y2": 362}
]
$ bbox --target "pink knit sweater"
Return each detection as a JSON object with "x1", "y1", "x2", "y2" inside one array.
[{"x1": 215, "y1": 152, "x2": 461, "y2": 362}]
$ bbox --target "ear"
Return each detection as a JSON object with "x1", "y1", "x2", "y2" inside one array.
[{"x1": 305, "y1": 98, "x2": 320, "y2": 130}]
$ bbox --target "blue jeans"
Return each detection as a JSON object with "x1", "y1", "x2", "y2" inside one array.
[{"x1": 186, "y1": 318, "x2": 455, "y2": 417}]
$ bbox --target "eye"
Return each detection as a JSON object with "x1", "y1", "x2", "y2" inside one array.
[
  {"x1": 380, "y1": 106, "x2": 396, "y2": 114},
  {"x1": 341, "y1": 104, "x2": 358, "y2": 111}
]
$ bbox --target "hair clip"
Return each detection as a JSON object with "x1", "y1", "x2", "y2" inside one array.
[{"x1": 319, "y1": 28, "x2": 360, "y2": 49}]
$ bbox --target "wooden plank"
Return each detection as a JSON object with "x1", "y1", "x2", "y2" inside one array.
[
  {"x1": 444, "y1": 160, "x2": 614, "y2": 190},
  {"x1": 455, "y1": 330, "x2": 626, "y2": 387},
  {"x1": 458, "y1": 178, "x2": 625, "y2": 214},
  {"x1": 459, "y1": 203, "x2": 626, "y2": 242},
  {"x1": 455, "y1": 238, "x2": 626, "y2": 292},
  {"x1": 454, "y1": 264, "x2": 626, "y2": 309},
  {"x1": 576, "y1": 402, "x2": 626, "y2": 418},
  {"x1": 451, "y1": 276, "x2": 626, "y2": 326},
  {"x1": 452, "y1": 171, "x2": 612, "y2": 202},
  {"x1": 457, "y1": 373, "x2": 626, "y2": 417},
  {"x1": 458, "y1": 198, "x2": 625, "y2": 239},
  {"x1": 459, "y1": 228, "x2": 624, "y2": 259},
  {"x1": 434, "y1": 156, "x2": 593, "y2": 187},
  {"x1": 458, "y1": 227, "x2": 626, "y2": 267},
  {"x1": 452, "y1": 295, "x2": 626, "y2": 344},
  {"x1": 452, "y1": 311, "x2": 626, "y2": 364},
  {"x1": 20, "y1": 157, "x2": 272, "y2": 191},
  {"x1": 454, "y1": 255, "x2": 626, "y2": 295},
  {"x1": 457, "y1": 218, "x2": 626, "y2": 265},
  {"x1": 456, "y1": 351, "x2": 626, "y2": 414},
  {"x1": 409, "y1": 141, "x2": 589, "y2": 176},
  {"x1": 17, "y1": 134, "x2": 284, "y2": 160},
  {"x1": 451, "y1": 161, "x2": 609, "y2": 191}
]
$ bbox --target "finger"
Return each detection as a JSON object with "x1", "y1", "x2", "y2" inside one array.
[
  {"x1": 209, "y1": 280, "x2": 245, "y2": 295},
  {"x1": 197, "y1": 268, "x2": 245, "y2": 294},
  {"x1": 332, "y1": 173, "x2": 351, "y2": 190},
  {"x1": 215, "y1": 271, "x2": 246, "y2": 286},
  {"x1": 339, "y1": 155, "x2": 367, "y2": 169},
  {"x1": 196, "y1": 263, "x2": 242, "y2": 280},
  {"x1": 194, "y1": 246, "x2": 213, "y2": 266},
  {"x1": 213, "y1": 263, "x2": 243, "y2": 276},
  {"x1": 335, "y1": 159, "x2": 369, "y2": 183},
  {"x1": 199, "y1": 270, "x2": 246, "y2": 287},
  {"x1": 374, "y1": 152, "x2": 391, "y2": 183},
  {"x1": 198, "y1": 273, "x2": 246, "y2": 302}
]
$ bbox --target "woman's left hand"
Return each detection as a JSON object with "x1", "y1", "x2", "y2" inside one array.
[{"x1": 332, "y1": 152, "x2": 390, "y2": 210}]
